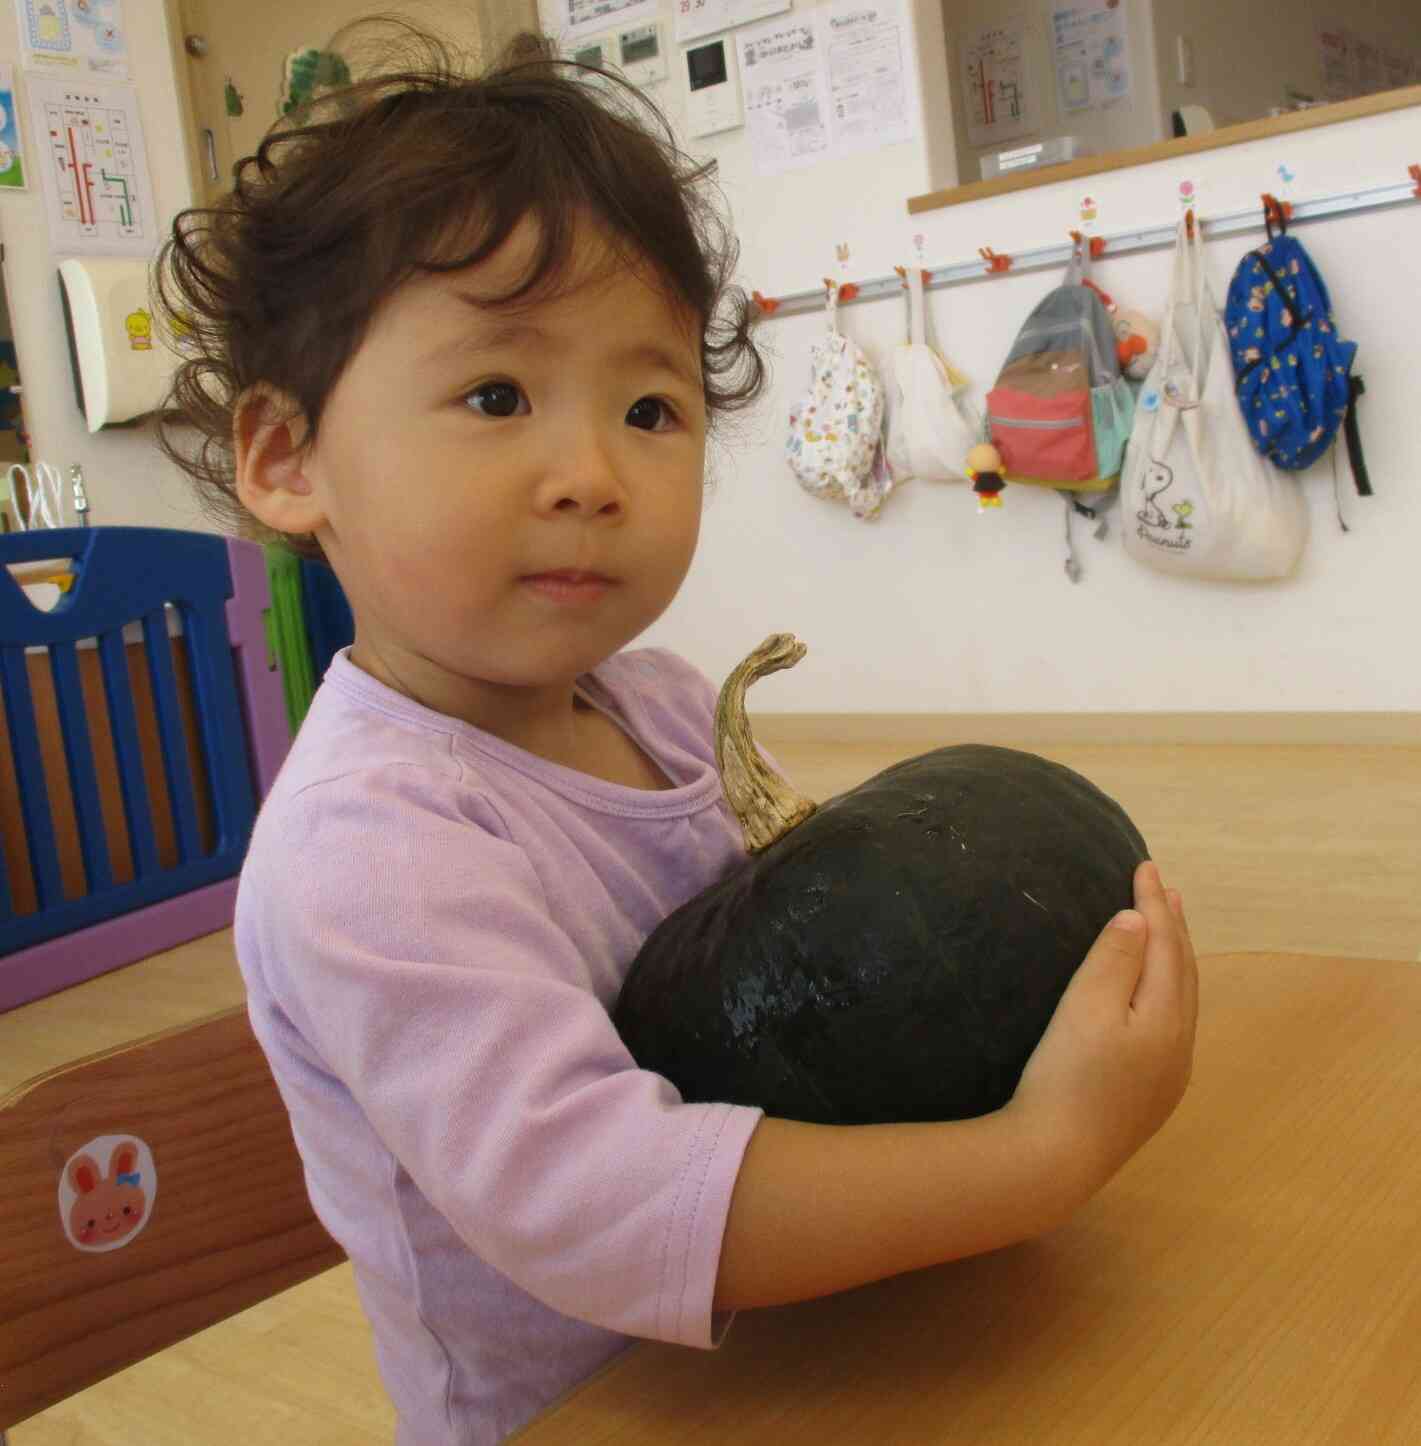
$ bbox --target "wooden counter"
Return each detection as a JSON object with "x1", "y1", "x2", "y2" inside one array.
[{"x1": 513, "y1": 951, "x2": 1421, "y2": 1445}]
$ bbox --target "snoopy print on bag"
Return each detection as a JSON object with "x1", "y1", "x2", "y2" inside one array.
[
  {"x1": 1134, "y1": 460, "x2": 1196, "y2": 554},
  {"x1": 59, "y1": 1135, "x2": 158, "y2": 1253}
]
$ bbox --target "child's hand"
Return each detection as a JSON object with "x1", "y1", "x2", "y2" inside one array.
[
  {"x1": 1007, "y1": 860, "x2": 1199, "y2": 1199},
  {"x1": 716, "y1": 860, "x2": 1197, "y2": 1311}
]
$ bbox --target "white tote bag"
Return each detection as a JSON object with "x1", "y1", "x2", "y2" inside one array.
[
  {"x1": 885, "y1": 266, "x2": 979, "y2": 485},
  {"x1": 1121, "y1": 219, "x2": 1308, "y2": 581}
]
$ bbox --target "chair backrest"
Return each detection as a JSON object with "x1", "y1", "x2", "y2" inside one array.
[
  {"x1": 0, "y1": 1005, "x2": 345, "y2": 1432},
  {"x1": 0, "y1": 527, "x2": 289, "y2": 1010}
]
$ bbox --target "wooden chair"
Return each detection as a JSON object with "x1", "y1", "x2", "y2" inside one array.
[
  {"x1": 0, "y1": 527, "x2": 290, "y2": 1010},
  {"x1": 0, "y1": 1005, "x2": 345, "y2": 1440}
]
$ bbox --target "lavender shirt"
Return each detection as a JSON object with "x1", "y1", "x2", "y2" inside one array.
[{"x1": 235, "y1": 648, "x2": 764, "y2": 1444}]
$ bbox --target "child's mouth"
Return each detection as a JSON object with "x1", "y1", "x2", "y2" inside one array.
[{"x1": 521, "y1": 571, "x2": 616, "y2": 605}]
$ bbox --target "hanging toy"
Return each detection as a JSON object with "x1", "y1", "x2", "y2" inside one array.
[
  {"x1": 1113, "y1": 306, "x2": 1159, "y2": 382},
  {"x1": 965, "y1": 442, "x2": 1006, "y2": 511}
]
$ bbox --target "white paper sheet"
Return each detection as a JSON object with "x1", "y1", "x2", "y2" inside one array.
[
  {"x1": 1051, "y1": 0, "x2": 1130, "y2": 113},
  {"x1": 674, "y1": 0, "x2": 791, "y2": 46},
  {"x1": 14, "y1": 0, "x2": 129, "y2": 78},
  {"x1": 738, "y1": 0, "x2": 919, "y2": 177},
  {"x1": 961, "y1": 20, "x2": 1033, "y2": 147},
  {"x1": 563, "y1": 0, "x2": 659, "y2": 41},
  {"x1": 27, "y1": 74, "x2": 156, "y2": 256},
  {"x1": 824, "y1": 0, "x2": 918, "y2": 155}
]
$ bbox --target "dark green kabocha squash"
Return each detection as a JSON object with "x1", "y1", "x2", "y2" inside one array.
[{"x1": 614, "y1": 635, "x2": 1150, "y2": 1125}]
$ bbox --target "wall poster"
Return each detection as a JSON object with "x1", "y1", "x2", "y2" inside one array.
[
  {"x1": 960, "y1": 19, "x2": 1032, "y2": 147},
  {"x1": 26, "y1": 73, "x2": 155, "y2": 255},
  {"x1": 739, "y1": 0, "x2": 920, "y2": 177},
  {"x1": 1051, "y1": 0, "x2": 1130, "y2": 113}
]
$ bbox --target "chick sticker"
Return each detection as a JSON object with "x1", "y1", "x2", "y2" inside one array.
[
  {"x1": 59, "y1": 1135, "x2": 158, "y2": 1253},
  {"x1": 125, "y1": 307, "x2": 152, "y2": 351}
]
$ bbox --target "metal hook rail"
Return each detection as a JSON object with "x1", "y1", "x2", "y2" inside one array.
[{"x1": 754, "y1": 176, "x2": 1421, "y2": 321}]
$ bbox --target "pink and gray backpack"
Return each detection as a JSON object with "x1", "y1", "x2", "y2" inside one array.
[{"x1": 986, "y1": 243, "x2": 1134, "y2": 492}]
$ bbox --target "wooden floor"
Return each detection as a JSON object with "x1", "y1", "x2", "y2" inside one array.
[{"x1": 6, "y1": 731, "x2": 1420, "y2": 1444}]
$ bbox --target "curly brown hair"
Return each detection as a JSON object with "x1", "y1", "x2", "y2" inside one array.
[{"x1": 153, "y1": 18, "x2": 766, "y2": 559}]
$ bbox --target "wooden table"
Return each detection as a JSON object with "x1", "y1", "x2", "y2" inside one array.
[{"x1": 513, "y1": 952, "x2": 1421, "y2": 1444}]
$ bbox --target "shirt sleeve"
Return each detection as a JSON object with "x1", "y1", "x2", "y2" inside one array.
[{"x1": 241, "y1": 763, "x2": 762, "y2": 1348}]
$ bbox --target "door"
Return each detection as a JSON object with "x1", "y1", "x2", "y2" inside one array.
[
  {"x1": 167, "y1": 0, "x2": 231, "y2": 207},
  {"x1": 165, "y1": 0, "x2": 538, "y2": 207}
]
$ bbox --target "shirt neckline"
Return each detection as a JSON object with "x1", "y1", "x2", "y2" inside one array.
[{"x1": 323, "y1": 650, "x2": 725, "y2": 820}]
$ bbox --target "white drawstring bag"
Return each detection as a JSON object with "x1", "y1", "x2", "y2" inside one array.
[
  {"x1": 1121, "y1": 218, "x2": 1308, "y2": 581},
  {"x1": 885, "y1": 266, "x2": 979, "y2": 485},
  {"x1": 786, "y1": 283, "x2": 891, "y2": 519}
]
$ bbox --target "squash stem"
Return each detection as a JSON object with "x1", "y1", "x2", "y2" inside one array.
[{"x1": 714, "y1": 633, "x2": 818, "y2": 854}]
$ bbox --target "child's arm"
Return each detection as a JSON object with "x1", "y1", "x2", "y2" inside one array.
[{"x1": 714, "y1": 861, "x2": 1196, "y2": 1311}]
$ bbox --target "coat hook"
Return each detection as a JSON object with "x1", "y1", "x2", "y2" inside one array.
[
  {"x1": 1262, "y1": 193, "x2": 1293, "y2": 233},
  {"x1": 1069, "y1": 230, "x2": 1107, "y2": 259}
]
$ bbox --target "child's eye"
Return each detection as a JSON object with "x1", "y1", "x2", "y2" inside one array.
[
  {"x1": 626, "y1": 397, "x2": 676, "y2": 432},
  {"x1": 465, "y1": 382, "x2": 527, "y2": 418}
]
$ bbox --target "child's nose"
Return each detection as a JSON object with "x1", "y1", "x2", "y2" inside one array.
[{"x1": 537, "y1": 441, "x2": 626, "y2": 520}]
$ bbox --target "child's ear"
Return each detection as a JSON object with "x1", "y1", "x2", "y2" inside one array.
[{"x1": 234, "y1": 384, "x2": 327, "y2": 537}]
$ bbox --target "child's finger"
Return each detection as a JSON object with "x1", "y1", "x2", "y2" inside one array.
[
  {"x1": 1130, "y1": 861, "x2": 1193, "y2": 1016},
  {"x1": 1068, "y1": 905, "x2": 1150, "y2": 1021},
  {"x1": 1171, "y1": 890, "x2": 1200, "y2": 1032}
]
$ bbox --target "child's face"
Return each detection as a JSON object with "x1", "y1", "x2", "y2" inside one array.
[{"x1": 289, "y1": 218, "x2": 708, "y2": 723}]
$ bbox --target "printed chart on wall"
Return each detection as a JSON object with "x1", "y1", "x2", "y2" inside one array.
[
  {"x1": 737, "y1": 0, "x2": 920, "y2": 177},
  {"x1": 1051, "y1": 0, "x2": 1130, "y2": 113},
  {"x1": 14, "y1": 0, "x2": 130, "y2": 77},
  {"x1": 26, "y1": 75, "x2": 156, "y2": 256},
  {"x1": 961, "y1": 19, "x2": 1033, "y2": 147}
]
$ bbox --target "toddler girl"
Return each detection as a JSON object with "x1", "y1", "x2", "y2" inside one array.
[{"x1": 156, "y1": 24, "x2": 1196, "y2": 1446}]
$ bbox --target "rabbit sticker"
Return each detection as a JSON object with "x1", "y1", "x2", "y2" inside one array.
[{"x1": 59, "y1": 1135, "x2": 157, "y2": 1253}]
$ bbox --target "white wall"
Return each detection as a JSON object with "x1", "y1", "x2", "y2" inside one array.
[
  {"x1": 540, "y1": 0, "x2": 1421, "y2": 716},
  {"x1": 943, "y1": 0, "x2": 1165, "y2": 185},
  {"x1": 0, "y1": 2, "x2": 209, "y2": 533},
  {"x1": 4, "y1": 3, "x2": 1417, "y2": 718}
]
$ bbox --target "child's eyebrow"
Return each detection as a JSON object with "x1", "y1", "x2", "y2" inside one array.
[{"x1": 421, "y1": 308, "x2": 702, "y2": 390}]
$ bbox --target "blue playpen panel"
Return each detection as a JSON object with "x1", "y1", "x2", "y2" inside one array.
[{"x1": 0, "y1": 528, "x2": 258, "y2": 956}]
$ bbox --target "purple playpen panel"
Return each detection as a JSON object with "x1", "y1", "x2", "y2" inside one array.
[{"x1": 0, "y1": 880, "x2": 238, "y2": 1011}]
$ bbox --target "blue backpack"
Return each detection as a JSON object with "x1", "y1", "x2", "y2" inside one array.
[{"x1": 1225, "y1": 205, "x2": 1371, "y2": 494}]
